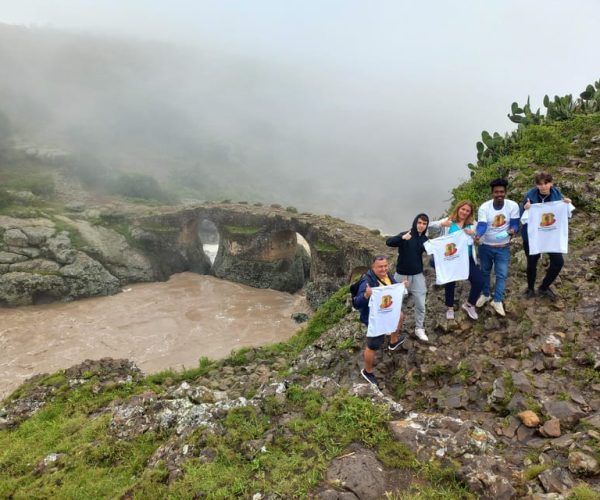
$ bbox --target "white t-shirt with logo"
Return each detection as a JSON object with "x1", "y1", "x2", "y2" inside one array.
[
  {"x1": 525, "y1": 200, "x2": 574, "y2": 255},
  {"x1": 423, "y1": 231, "x2": 470, "y2": 285},
  {"x1": 478, "y1": 199, "x2": 520, "y2": 245},
  {"x1": 367, "y1": 282, "x2": 405, "y2": 337}
]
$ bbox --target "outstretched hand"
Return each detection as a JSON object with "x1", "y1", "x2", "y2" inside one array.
[
  {"x1": 401, "y1": 232, "x2": 412, "y2": 241},
  {"x1": 440, "y1": 218, "x2": 452, "y2": 228}
]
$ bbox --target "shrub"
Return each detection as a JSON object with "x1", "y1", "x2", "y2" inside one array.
[{"x1": 111, "y1": 173, "x2": 171, "y2": 202}]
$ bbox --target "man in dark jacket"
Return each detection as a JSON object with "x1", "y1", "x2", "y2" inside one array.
[
  {"x1": 386, "y1": 213, "x2": 429, "y2": 341},
  {"x1": 353, "y1": 255, "x2": 407, "y2": 388},
  {"x1": 520, "y1": 171, "x2": 571, "y2": 300}
]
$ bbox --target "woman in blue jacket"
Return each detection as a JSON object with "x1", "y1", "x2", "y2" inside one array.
[{"x1": 520, "y1": 171, "x2": 571, "y2": 300}]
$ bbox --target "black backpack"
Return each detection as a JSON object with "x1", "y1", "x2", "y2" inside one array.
[
  {"x1": 349, "y1": 272, "x2": 393, "y2": 308},
  {"x1": 349, "y1": 274, "x2": 368, "y2": 302}
]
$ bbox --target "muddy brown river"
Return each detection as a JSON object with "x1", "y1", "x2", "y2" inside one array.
[{"x1": 0, "y1": 273, "x2": 307, "y2": 399}]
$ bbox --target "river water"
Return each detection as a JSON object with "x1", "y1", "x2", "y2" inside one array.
[{"x1": 0, "y1": 272, "x2": 307, "y2": 399}]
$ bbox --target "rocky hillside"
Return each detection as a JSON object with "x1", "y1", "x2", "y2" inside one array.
[{"x1": 1, "y1": 87, "x2": 600, "y2": 498}]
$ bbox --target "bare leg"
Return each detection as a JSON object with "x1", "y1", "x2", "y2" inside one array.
[
  {"x1": 390, "y1": 312, "x2": 405, "y2": 344},
  {"x1": 364, "y1": 347, "x2": 376, "y2": 372}
]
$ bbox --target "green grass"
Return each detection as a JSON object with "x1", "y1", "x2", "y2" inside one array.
[
  {"x1": 523, "y1": 463, "x2": 551, "y2": 480},
  {"x1": 224, "y1": 225, "x2": 261, "y2": 235},
  {"x1": 313, "y1": 240, "x2": 339, "y2": 252},
  {"x1": 50, "y1": 217, "x2": 87, "y2": 249},
  {"x1": 569, "y1": 483, "x2": 600, "y2": 499}
]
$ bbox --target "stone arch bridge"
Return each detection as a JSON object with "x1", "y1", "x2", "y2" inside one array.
[{"x1": 131, "y1": 202, "x2": 390, "y2": 304}]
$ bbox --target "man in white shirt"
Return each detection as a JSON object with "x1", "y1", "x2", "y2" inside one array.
[{"x1": 474, "y1": 178, "x2": 520, "y2": 316}]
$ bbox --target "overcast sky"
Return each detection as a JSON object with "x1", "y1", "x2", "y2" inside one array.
[{"x1": 1, "y1": 1, "x2": 599, "y2": 231}]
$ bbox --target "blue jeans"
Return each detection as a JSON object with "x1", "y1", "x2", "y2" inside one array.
[{"x1": 479, "y1": 244, "x2": 510, "y2": 302}]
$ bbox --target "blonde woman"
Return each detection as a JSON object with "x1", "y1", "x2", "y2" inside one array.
[{"x1": 429, "y1": 200, "x2": 483, "y2": 320}]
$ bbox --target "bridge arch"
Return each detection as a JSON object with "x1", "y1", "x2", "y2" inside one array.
[{"x1": 131, "y1": 202, "x2": 389, "y2": 304}]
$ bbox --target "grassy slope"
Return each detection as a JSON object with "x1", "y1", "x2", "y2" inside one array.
[{"x1": 0, "y1": 287, "x2": 471, "y2": 498}]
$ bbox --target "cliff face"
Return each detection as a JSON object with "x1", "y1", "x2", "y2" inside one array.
[{"x1": 1, "y1": 105, "x2": 600, "y2": 497}]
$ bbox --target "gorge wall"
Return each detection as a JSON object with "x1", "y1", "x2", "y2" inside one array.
[{"x1": 0, "y1": 202, "x2": 389, "y2": 307}]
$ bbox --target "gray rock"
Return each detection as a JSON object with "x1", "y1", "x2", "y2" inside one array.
[
  {"x1": 488, "y1": 377, "x2": 506, "y2": 405},
  {"x1": 55, "y1": 218, "x2": 154, "y2": 283},
  {"x1": 507, "y1": 393, "x2": 529, "y2": 413},
  {"x1": 0, "y1": 251, "x2": 29, "y2": 264},
  {"x1": 316, "y1": 490, "x2": 358, "y2": 499},
  {"x1": 3, "y1": 228, "x2": 28, "y2": 247},
  {"x1": 9, "y1": 259, "x2": 61, "y2": 273},
  {"x1": 543, "y1": 401, "x2": 585, "y2": 429},
  {"x1": 291, "y1": 312, "x2": 309, "y2": 323},
  {"x1": 325, "y1": 446, "x2": 385, "y2": 500},
  {"x1": 538, "y1": 467, "x2": 574, "y2": 494},
  {"x1": 5, "y1": 246, "x2": 41, "y2": 259},
  {"x1": 46, "y1": 232, "x2": 77, "y2": 264},
  {"x1": 568, "y1": 451, "x2": 600, "y2": 475},
  {"x1": 21, "y1": 226, "x2": 56, "y2": 245},
  {"x1": 581, "y1": 413, "x2": 600, "y2": 430},
  {"x1": 457, "y1": 455, "x2": 517, "y2": 499},
  {"x1": 0, "y1": 272, "x2": 66, "y2": 306},
  {"x1": 512, "y1": 372, "x2": 533, "y2": 394},
  {"x1": 59, "y1": 252, "x2": 120, "y2": 299}
]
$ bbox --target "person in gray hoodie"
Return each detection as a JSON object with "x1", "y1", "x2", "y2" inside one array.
[{"x1": 386, "y1": 213, "x2": 429, "y2": 341}]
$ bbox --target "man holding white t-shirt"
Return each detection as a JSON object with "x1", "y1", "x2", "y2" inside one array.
[
  {"x1": 474, "y1": 178, "x2": 520, "y2": 316},
  {"x1": 353, "y1": 255, "x2": 409, "y2": 388},
  {"x1": 520, "y1": 171, "x2": 572, "y2": 300}
]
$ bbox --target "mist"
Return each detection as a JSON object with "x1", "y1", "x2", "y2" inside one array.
[{"x1": 0, "y1": 1, "x2": 599, "y2": 233}]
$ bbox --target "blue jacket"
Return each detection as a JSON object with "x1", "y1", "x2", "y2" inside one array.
[
  {"x1": 353, "y1": 269, "x2": 396, "y2": 325},
  {"x1": 520, "y1": 186, "x2": 564, "y2": 243}
]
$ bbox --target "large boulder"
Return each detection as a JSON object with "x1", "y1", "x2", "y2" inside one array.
[
  {"x1": 59, "y1": 252, "x2": 120, "y2": 299},
  {"x1": 0, "y1": 271, "x2": 67, "y2": 306},
  {"x1": 56, "y1": 217, "x2": 154, "y2": 283}
]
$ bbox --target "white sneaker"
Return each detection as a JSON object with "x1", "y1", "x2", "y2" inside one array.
[
  {"x1": 446, "y1": 309, "x2": 455, "y2": 320},
  {"x1": 491, "y1": 301, "x2": 505, "y2": 317},
  {"x1": 475, "y1": 295, "x2": 490, "y2": 308},
  {"x1": 461, "y1": 302, "x2": 479, "y2": 320},
  {"x1": 415, "y1": 328, "x2": 429, "y2": 342}
]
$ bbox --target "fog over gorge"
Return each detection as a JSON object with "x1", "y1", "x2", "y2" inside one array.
[{"x1": 1, "y1": 1, "x2": 599, "y2": 232}]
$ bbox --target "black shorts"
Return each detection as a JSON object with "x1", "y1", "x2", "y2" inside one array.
[{"x1": 366, "y1": 335, "x2": 386, "y2": 351}]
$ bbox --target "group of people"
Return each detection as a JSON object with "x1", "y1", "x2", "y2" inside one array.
[{"x1": 353, "y1": 173, "x2": 572, "y2": 388}]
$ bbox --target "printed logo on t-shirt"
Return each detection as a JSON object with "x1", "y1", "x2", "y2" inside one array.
[
  {"x1": 540, "y1": 213, "x2": 556, "y2": 227},
  {"x1": 444, "y1": 242, "x2": 458, "y2": 257},
  {"x1": 492, "y1": 214, "x2": 506, "y2": 227},
  {"x1": 379, "y1": 295, "x2": 393, "y2": 310}
]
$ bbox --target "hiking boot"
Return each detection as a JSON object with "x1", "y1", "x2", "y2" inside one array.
[
  {"x1": 461, "y1": 302, "x2": 479, "y2": 320},
  {"x1": 388, "y1": 333, "x2": 407, "y2": 350},
  {"x1": 415, "y1": 328, "x2": 429, "y2": 342},
  {"x1": 446, "y1": 309, "x2": 455, "y2": 320},
  {"x1": 491, "y1": 301, "x2": 506, "y2": 317},
  {"x1": 360, "y1": 369, "x2": 380, "y2": 388},
  {"x1": 475, "y1": 295, "x2": 491, "y2": 308},
  {"x1": 524, "y1": 288, "x2": 536, "y2": 299},
  {"x1": 538, "y1": 287, "x2": 558, "y2": 301}
]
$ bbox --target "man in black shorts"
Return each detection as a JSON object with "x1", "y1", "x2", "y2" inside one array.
[{"x1": 353, "y1": 255, "x2": 407, "y2": 388}]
